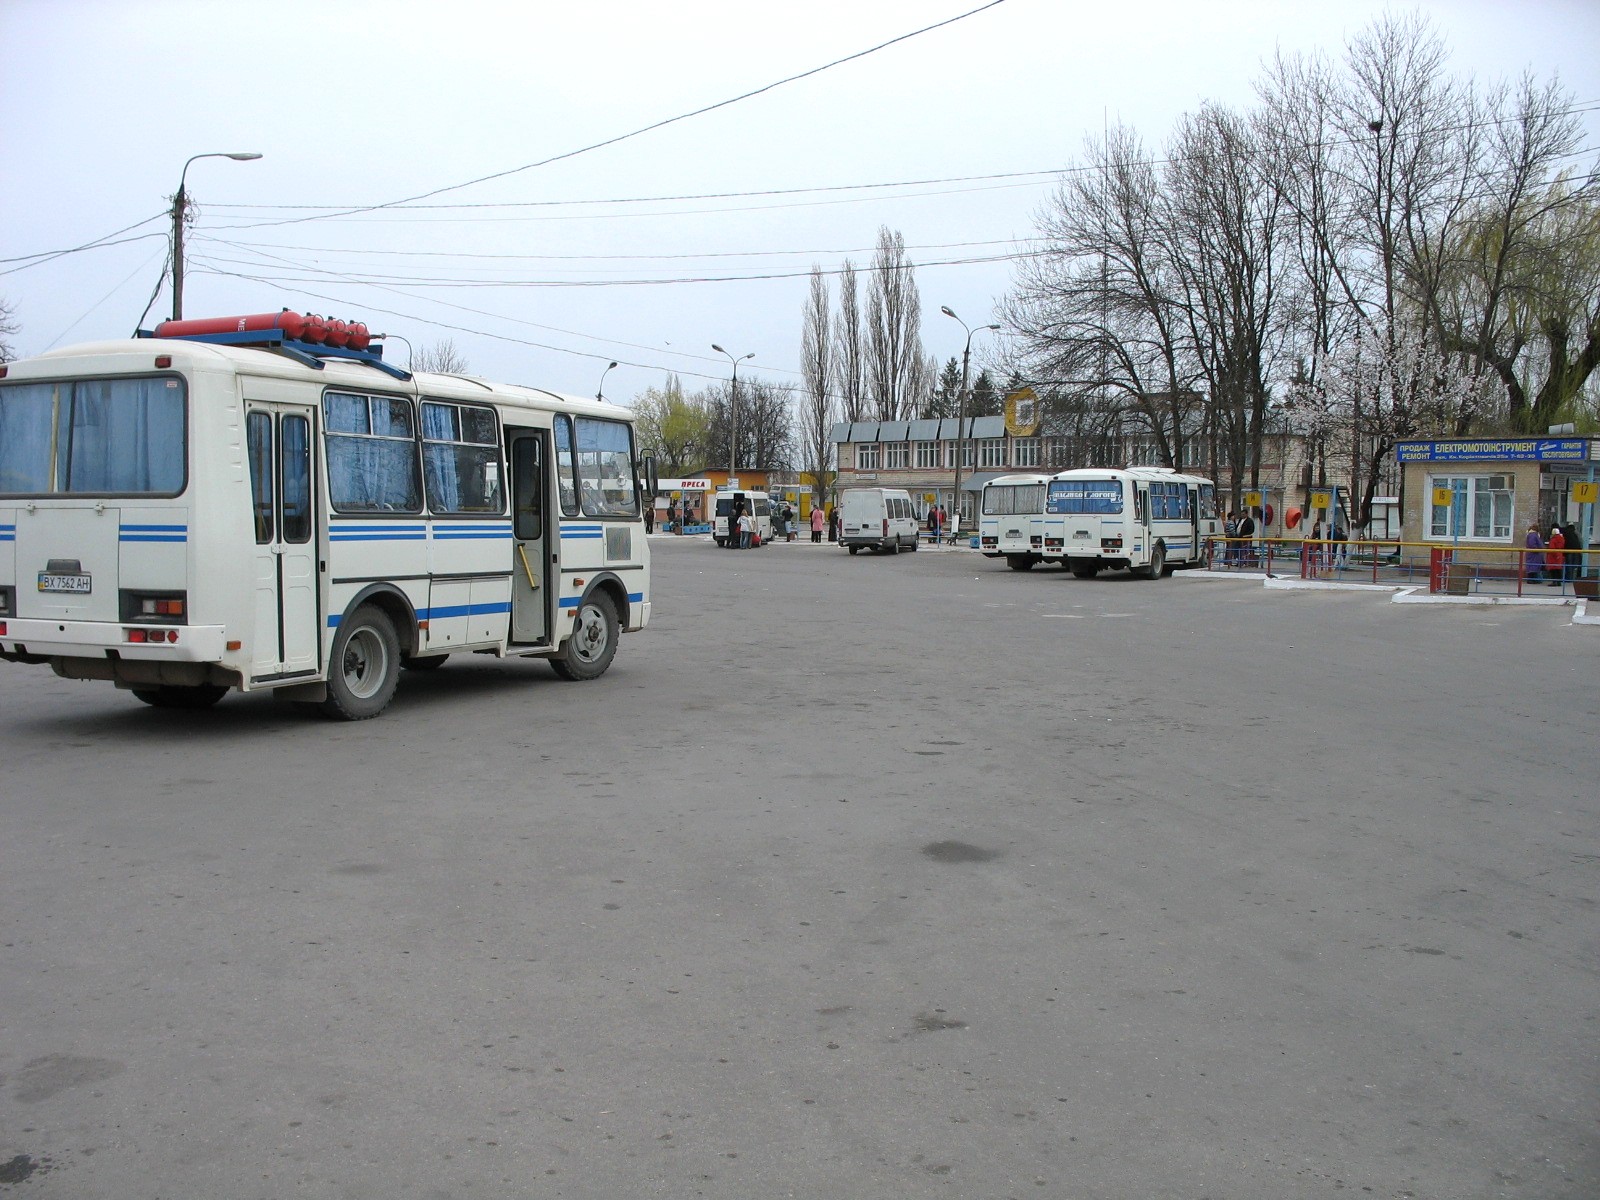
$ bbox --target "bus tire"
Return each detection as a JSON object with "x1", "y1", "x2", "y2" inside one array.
[
  {"x1": 321, "y1": 605, "x2": 401, "y2": 720},
  {"x1": 1006, "y1": 554, "x2": 1036, "y2": 571},
  {"x1": 132, "y1": 684, "x2": 228, "y2": 710},
  {"x1": 402, "y1": 654, "x2": 449, "y2": 671},
  {"x1": 1143, "y1": 543, "x2": 1167, "y2": 579},
  {"x1": 908, "y1": 535, "x2": 918, "y2": 551},
  {"x1": 1071, "y1": 563, "x2": 1098, "y2": 579},
  {"x1": 551, "y1": 591, "x2": 618, "y2": 681}
]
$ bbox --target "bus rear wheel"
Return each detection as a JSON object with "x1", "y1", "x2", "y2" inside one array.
[
  {"x1": 132, "y1": 684, "x2": 228, "y2": 710},
  {"x1": 1006, "y1": 554, "x2": 1036, "y2": 571},
  {"x1": 1141, "y1": 543, "x2": 1167, "y2": 579},
  {"x1": 551, "y1": 591, "x2": 618, "y2": 681},
  {"x1": 1070, "y1": 563, "x2": 1098, "y2": 579},
  {"x1": 321, "y1": 605, "x2": 401, "y2": 720}
]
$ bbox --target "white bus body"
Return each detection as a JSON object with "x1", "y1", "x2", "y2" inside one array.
[
  {"x1": 978, "y1": 473, "x2": 1050, "y2": 570},
  {"x1": 1044, "y1": 467, "x2": 1220, "y2": 578},
  {"x1": 838, "y1": 487, "x2": 919, "y2": 554},
  {"x1": 712, "y1": 489, "x2": 773, "y2": 547},
  {"x1": 0, "y1": 324, "x2": 652, "y2": 718}
]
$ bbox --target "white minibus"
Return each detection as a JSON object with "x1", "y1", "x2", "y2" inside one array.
[
  {"x1": 978, "y1": 473, "x2": 1050, "y2": 570},
  {"x1": 712, "y1": 489, "x2": 774, "y2": 547},
  {"x1": 839, "y1": 488, "x2": 919, "y2": 554},
  {"x1": 0, "y1": 312, "x2": 654, "y2": 718},
  {"x1": 1044, "y1": 467, "x2": 1219, "y2": 578}
]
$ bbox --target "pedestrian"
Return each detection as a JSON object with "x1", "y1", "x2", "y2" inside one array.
[
  {"x1": 737, "y1": 509, "x2": 754, "y2": 549},
  {"x1": 726, "y1": 497, "x2": 744, "y2": 549},
  {"x1": 1523, "y1": 523, "x2": 1544, "y2": 584},
  {"x1": 784, "y1": 503, "x2": 796, "y2": 541},
  {"x1": 932, "y1": 505, "x2": 944, "y2": 543},
  {"x1": 828, "y1": 507, "x2": 839, "y2": 543},
  {"x1": 644, "y1": 503, "x2": 655, "y2": 535},
  {"x1": 1546, "y1": 524, "x2": 1566, "y2": 585},
  {"x1": 1309, "y1": 515, "x2": 1325, "y2": 570},
  {"x1": 811, "y1": 503, "x2": 825, "y2": 543},
  {"x1": 1562, "y1": 523, "x2": 1581, "y2": 584},
  {"x1": 1223, "y1": 510, "x2": 1239, "y2": 565},
  {"x1": 1331, "y1": 519, "x2": 1348, "y2": 568},
  {"x1": 1236, "y1": 509, "x2": 1256, "y2": 567}
]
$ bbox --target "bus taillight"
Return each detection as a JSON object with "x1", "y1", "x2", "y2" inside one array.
[
  {"x1": 1102, "y1": 536, "x2": 1123, "y2": 549},
  {"x1": 127, "y1": 628, "x2": 179, "y2": 644}
]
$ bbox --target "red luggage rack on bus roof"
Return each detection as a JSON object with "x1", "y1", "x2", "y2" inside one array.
[{"x1": 137, "y1": 310, "x2": 412, "y2": 381}]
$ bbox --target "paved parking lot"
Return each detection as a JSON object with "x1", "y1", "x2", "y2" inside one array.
[{"x1": 1, "y1": 535, "x2": 1596, "y2": 1199}]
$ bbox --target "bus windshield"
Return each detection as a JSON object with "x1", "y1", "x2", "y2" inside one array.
[{"x1": 1046, "y1": 479, "x2": 1123, "y2": 514}]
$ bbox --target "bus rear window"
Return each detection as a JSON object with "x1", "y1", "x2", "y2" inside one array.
[
  {"x1": 0, "y1": 377, "x2": 186, "y2": 495},
  {"x1": 1046, "y1": 480, "x2": 1123, "y2": 514},
  {"x1": 984, "y1": 484, "x2": 1045, "y2": 515}
]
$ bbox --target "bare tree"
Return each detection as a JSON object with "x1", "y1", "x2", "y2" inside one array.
[
  {"x1": 0, "y1": 296, "x2": 18, "y2": 362},
  {"x1": 864, "y1": 227, "x2": 927, "y2": 420},
  {"x1": 831, "y1": 260, "x2": 868, "y2": 423},
  {"x1": 413, "y1": 338, "x2": 469, "y2": 374},
  {"x1": 800, "y1": 267, "x2": 836, "y2": 501}
]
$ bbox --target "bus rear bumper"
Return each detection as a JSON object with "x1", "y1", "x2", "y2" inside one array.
[{"x1": 1, "y1": 618, "x2": 231, "y2": 672}]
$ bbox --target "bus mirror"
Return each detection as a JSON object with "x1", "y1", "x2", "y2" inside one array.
[{"x1": 641, "y1": 454, "x2": 659, "y2": 497}]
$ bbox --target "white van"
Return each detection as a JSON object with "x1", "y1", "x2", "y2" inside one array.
[
  {"x1": 839, "y1": 487, "x2": 920, "y2": 554},
  {"x1": 712, "y1": 490, "x2": 774, "y2": 547}
]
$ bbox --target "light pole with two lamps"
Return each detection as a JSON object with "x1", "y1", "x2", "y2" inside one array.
[
  {"x1": 940, "y1": 306, "x2": 1000, "y2": 541},
  {"x1": 712, "y1": 344, "x2": 754, "y2": 486},
  {"x1": 171, "y1": 152, "x2": 263, "y2": 320}
]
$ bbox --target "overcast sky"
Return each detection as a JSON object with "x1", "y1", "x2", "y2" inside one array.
[{"x1": 3, "y1": 0, "x2": 1597, "y2": 405}]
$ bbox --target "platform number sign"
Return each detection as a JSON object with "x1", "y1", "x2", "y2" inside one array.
[{"x1": 1571, "y1": 481, "x2": 1598, "y2": 505}]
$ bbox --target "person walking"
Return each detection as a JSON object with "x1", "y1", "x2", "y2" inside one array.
[
  {"x1": 810, "y1": 503, "x2": 826, "y2": 543},
  {"x1": 1523, "y1": 523, "x2": 1544, "y2": 585},
  {"x1": 931, "y1": 505, "x2": 943, "y2": 543}
]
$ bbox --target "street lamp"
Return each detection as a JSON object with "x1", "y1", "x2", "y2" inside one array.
[
  {"x1": 597, "y1": 360, "x2": 619, "y2": 401},
  {"x1": 171, "y1": 151, "x2": 262, "y2": 321},
  {"x1": 711, "y1": 343, "x2": 754, "y2": 485},
  {"x1": 941, "y1": 306, "x2": 1000, "y2": 538}
]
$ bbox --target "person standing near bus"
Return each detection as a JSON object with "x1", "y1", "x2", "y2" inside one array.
[
  {"x1": 811, "y1": 503, "x2": 825, "y2": 543},
  {"x1": 1236, "y1": 509, "x2": 1256, "y2": 567}
]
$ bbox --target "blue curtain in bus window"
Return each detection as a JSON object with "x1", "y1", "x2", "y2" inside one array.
[
  {"x1": 323, "y1": 392, "x2": 420, "y2": 512},
  {"x1": 0, "y1": 382, "x2": 58, "y2": 493},
  {"x1": 423, "y1": 402, "x2": 501, "y2": 514},
  {"x1": 575, "y1": 417, "x2": 638, "y2": 517},
  {"x1": 64, "y1": 378, "x2": 185, "y2": 494},
  {"x1": 281, "y1": 415, "x2": 312, "y2": 542},
  {"x1": 421, "y1": 402, "x2": 462, "y2": 512}
]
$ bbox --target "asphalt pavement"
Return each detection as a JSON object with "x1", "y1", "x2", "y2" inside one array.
[{"x1": 1, "y1": 535, "x2": 1595, "y2": 1199}]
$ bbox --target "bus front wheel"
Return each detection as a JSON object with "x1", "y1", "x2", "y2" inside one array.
[
  {"x1": 321, "y1": 605, "x2": 401, "y2": 720},
  {"x1": 552, "y1": 591, "x2": 618, "y2": 681}
]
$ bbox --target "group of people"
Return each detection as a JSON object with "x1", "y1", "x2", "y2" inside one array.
[
  {"x1": 1222, "y1": 510, "x2": 1257, "y2": 565},
  {"x1": 1524, "y1": 522, "x2": 1584, "y2": 585},
  {"x1": 926, "y1": 505, "x2": 958, "y2": 542},
  {"x1": 1305, "y1": 516, "x2": 1350, "y2": 570}
]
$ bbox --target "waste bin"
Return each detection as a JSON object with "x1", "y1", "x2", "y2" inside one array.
[{"x1": 1445, "y1": 563, "x2": 1473, "y2": 596}]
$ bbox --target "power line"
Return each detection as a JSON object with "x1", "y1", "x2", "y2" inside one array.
[{"x1": 245, "y1": 1, "x2": 1012, "y2": 230}]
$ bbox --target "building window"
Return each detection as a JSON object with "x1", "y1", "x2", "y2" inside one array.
[
  {"x1": 916, "y1": 440, "x2": 939, "y2": 469},
  {"x1": 884, "y1": 441, "x2": 909, "y2": 469},
  {"x1": 1428, "y1": 473, "x2": 1513, "y2": 541},
  {"x1": 978, "y1": 438, "x2": 1004, "y2": 468},
  {"x1": 1011, "y1": 437, "x2": 1039, "y2": 468},
  {"x1": 857, "y1": 442, "x2": 880, "y2": 470}
]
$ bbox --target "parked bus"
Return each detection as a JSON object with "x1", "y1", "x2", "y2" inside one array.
[
  {"x1": 0, "y1": 313, "x2": 655, "y2": 718},
  {"x1": 978, "y1": 473, "x2": 1050, "y2": 570},
  {"x1": 1044, "y1": 467, "x2": 1219, "y2": 578}
]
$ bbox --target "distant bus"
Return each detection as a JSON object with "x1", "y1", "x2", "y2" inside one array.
[
  {"x1": 978, "y1": 473, "x2": 1050, "y2": 570},
  {"x1": 1044, "y1": 467, "x2": 1219, "y2": 578},
  {"x1": 0, "y1": 312, "x2": 654, "y2": 718}
]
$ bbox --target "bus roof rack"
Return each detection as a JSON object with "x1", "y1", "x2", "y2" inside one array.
[{"x1": 137, "y1": 314, "x2": 412, "y2": 383}]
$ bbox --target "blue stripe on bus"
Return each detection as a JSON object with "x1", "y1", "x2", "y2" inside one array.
[
  {"x1": 561, "y1": 532, "x2": 603, "y2": 540},
  {"x1": 327, "y1": 600, "x2": 514, "y2": 628},
  {"x1": 120, "y1": 524, "x2": 188, "y2": 542}
]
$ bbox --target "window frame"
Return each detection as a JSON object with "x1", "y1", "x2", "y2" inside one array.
[
  {"x1": 1427, "y1": 472, "x2": 1514, "y2": 542},
  {"x1": 321, "y1": 389, "x2": 424, "y2": 515}
]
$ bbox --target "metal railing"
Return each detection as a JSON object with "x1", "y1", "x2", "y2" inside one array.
[{"x1": 1204, "y1": 538, "x2": 1596, "y2": 598}]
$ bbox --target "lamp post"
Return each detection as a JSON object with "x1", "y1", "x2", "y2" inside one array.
[
  {"x1": 171, "y1": 151, "x2": 262, "y2": 321},
  {"x1": 712, "y1": 344, "x2": 754, "y2": 486},
  {"x1": 941, "y1": 306, "x2": 1000, "y2": 538},
  {"x1": 597, "y1": 360, "x2": 619, "y2": 401}
]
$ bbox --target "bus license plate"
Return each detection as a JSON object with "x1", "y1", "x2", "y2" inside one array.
[
  {"x1": 38, "y1": 573, "x2": 92, "y2": 594},
  {"x1": 1073, "y1": 530, "x2": 1091, "y2": 538}
]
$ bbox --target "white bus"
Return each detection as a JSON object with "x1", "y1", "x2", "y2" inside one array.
[
  {"x1": 1044, "y1": 467, "x2": 1220, "y2": 578},
  {"x1": 978, "y1": 473, "x2": 1051, "y2": 570},
  {"x1": 0, "y1": 313, "x2": 654, "y2": 718}
]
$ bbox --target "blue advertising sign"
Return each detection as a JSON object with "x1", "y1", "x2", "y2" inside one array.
[{"x1": 1395, "y1": 438, "x2": 1589, "y2": 463}]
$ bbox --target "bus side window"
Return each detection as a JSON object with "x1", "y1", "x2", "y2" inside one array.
[
  {"x1": 247, "y1": 412, "x2": 273, "y2": 544},
  {"x1": 1137, "y1": 490, "x2": 1150, "y2": 525},
  {"x1": 553, "y1": 416, "x2": 579, "y2": 516},
  {"x1": 513, "y1": 436, "x2": 543, "y2": 540}
]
